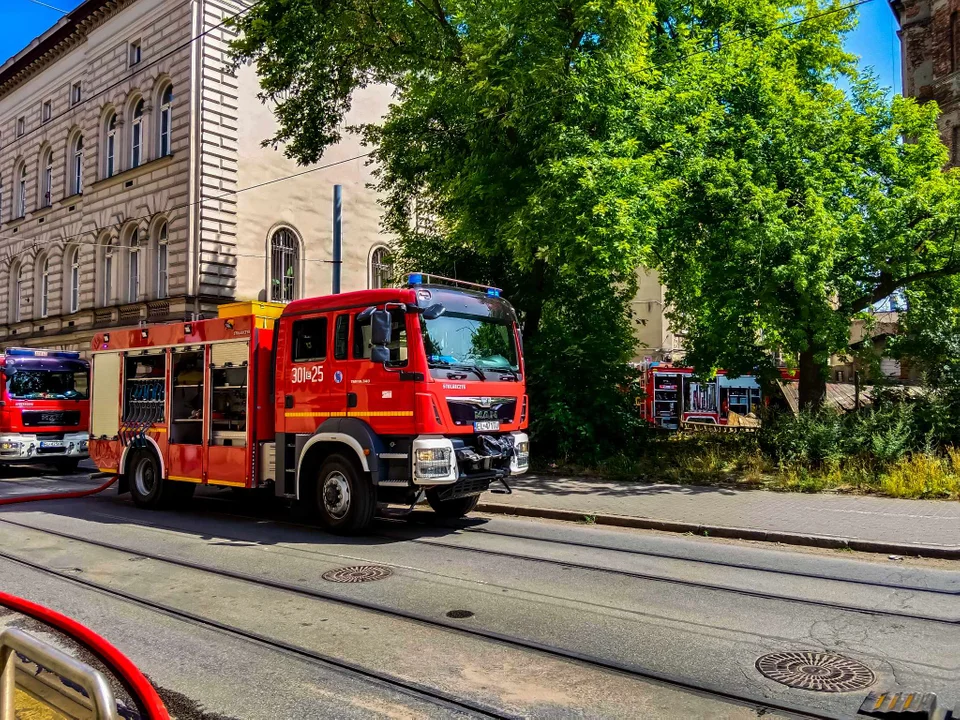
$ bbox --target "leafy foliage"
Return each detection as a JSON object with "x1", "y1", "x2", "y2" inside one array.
[{"x1": 230, "y1": 0, "x2": 960, "y2": 457}]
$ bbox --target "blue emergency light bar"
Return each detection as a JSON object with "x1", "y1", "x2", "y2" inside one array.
[
  {"x1": 5, "y1": 347, "x2": 81, "y2": 360},
  {"x1": 404, "y1": 272, "x2": 503, "y2": 296}
]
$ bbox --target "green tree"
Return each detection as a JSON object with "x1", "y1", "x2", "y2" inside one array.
[
  {"x1": 230, "y1": 0, "x2": 661, "y2": 459},
  {"x1": 230, "y1": 0, "x2": 960, "y2": 455},
  {"x1": 648, "y1": 25, "x2": 960, "y2": 407}
]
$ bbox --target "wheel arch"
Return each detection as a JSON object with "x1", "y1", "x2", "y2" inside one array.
[
  {"x1": 118, "y1": 438, "x2": 166, "y2": 479},
  {"x1": 294, "y1": 418, "x2": 385, "y2": 500}
]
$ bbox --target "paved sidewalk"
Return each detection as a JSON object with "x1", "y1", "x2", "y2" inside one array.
[{"x1": 479, "y1": 474, "x2": 960, "y2": 557}]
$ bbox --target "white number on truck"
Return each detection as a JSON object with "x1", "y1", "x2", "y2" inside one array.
[{"x1": 292, "y1": 365, "x2": 324, "y2": 383}]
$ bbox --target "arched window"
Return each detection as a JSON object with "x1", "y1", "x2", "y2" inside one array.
[
  {"x1": 270, "y1": 228, "x2": 299, "y2": 303},
  {"x1": 105, "y1": 113, "x2": 117, "y2": 178},
  {"x1": 41, "y1": 149, "x2": 53, "y2": 208},
  {"x1": 12, "y1": 263, "x2": 24, "y2": 322},
  {"x1": 16, "y1": 163, "x2": 27, "y2": 218},
  {"x1": 38, "y1": 255, "x2": 49, "y2": 318},
  {"x1": 158, "y1": 85, "x2": 173, "y2": 156},
  {"x1": 68, "y1": 246, "x2": 80, "y2": 313},
  {"x1": 156, "y1": 221, "x2": 169, "y2": 298},
  {"x1": 128, "y1": 229, "x2": 141, "y2": 302},
  {"x1": 370, "y1": 246, "x2": 394, "y2": 289},
  {"x1": 130, "y1": 99, "x2": 144, "y2": 168},
  {"x1": 72, "y1": 135, "x2": 84, "y2": 195}
]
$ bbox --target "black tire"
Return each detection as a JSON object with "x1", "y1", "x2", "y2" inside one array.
[
  {"x1": 127, "y1": 449, "x2": 193, "y2": 508},
  {"x1": 425, "y1": 489, "x2": 480, "y2": 519},
  {"x1": 51, "y1": 458, "x2": 80, "y2": 474},
  {"x1": 313, "y1": 453, "x2": 375, "y2": 533}
]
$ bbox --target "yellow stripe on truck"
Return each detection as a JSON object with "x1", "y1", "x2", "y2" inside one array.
[{"x1": 285, "y1": 411, "x2": 414, "y2": 418}]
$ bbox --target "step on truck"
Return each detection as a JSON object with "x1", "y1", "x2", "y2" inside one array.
[
  {"x1": 88, "y1": 274, "x2": 529, "y2": 532},
  {"x1": 0, "y1": 348, "x2": 90, "y2": 472}
]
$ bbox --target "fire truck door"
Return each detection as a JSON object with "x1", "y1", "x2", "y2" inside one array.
[
  {"x1": 284, "y1": 314, "x2": 347, "y2": 434},
  {"x1": 346, "y1": 308, "x2": 415, "y2": 435}
]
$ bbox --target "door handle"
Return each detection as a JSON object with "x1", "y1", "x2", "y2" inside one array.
[
  {"x1": 347, "y1": 392, "x2": 358, "y2": 408},
  {"x1": 284, "y1": 394, "x2": 294, "y2": 409}
]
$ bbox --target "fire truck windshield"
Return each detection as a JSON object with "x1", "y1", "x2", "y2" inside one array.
[
  {"x1": 5, "y1": 365, "x2": 89, "y2": 400},
  {"x1": 421, "y1": 312, "x2": 519, "y2": 374}
]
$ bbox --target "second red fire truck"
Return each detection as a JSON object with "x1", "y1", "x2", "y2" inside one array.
[
  {"x1": 0, "y1": 348, "x2": 90, "y2": 471},
  {"x1": 88, "y1": 274, "x2": 529, "y2": 532}
]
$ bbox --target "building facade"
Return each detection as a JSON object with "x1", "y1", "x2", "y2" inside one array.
[
  {"x1": 0, "y1": 0, "x2": 393, "y2": 353},
  {"x1": 894, "y1": 0, "x2": 960, "y2": 162}
]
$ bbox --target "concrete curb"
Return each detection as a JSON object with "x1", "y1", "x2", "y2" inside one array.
[{"x1": 475, "y1": 502, "x2": 960, "y2": 560}]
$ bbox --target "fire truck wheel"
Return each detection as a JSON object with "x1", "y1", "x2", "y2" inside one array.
[
  {"x1": 314, "y1": 454, "x2": 375, "y2": 533},
  {"x1": 127, "y1": 449, "x2": 194, "y2": 508},
  {"x1": 425, "y1": 490, "x2": 480, "y2": 519}
]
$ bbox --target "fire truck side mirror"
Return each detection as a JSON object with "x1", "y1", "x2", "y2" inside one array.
[
  {"x1": 370, "y1": 309, "x2": 392, "y2": 346},
  {"x1": 370, "y1": 345, "x2": 391, "y2": 364}
]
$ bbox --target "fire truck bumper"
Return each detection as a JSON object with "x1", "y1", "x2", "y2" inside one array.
[{"x1": 0, "y1": 432, "x2": 89, "y2": 462}]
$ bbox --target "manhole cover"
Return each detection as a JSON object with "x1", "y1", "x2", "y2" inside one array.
[
  {"x1": 445, "y1": 610, "x2": 475, "y2": 619},
  {"x1": 756, "y1": 652, "x2": 875, "y2": 692},
  {"x1": 322, "y1": 566, "x2": 393, "y2": 583}
]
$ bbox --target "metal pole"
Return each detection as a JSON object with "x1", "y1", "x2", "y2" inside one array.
[
  {"x1": 0, "y1": 645, "x2": 14, "y2": 720},
  {"x1": 332, "y1": 184, "x2": 342, "y2": 294}
]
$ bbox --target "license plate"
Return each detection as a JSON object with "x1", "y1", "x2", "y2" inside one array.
[
  {"x1": 474, "y1": 420, "x2": 500, "y2": 432},
  {"x1": 39, "y1": 441, "x2": 64, "y2": 448}
]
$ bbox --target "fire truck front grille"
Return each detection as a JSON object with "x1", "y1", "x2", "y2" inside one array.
[
  {"x1": 447, "y1": 397, "x2": 517, "y2": 426},
  {"x1": 21, "y1": 411, "x2": 80, "y2": 427}
]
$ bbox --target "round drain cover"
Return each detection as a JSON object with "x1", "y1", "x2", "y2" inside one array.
[
  {"x1": 322, "y1": 565, "x2": 393, "y2": 583},
  {"x1": 445, "y1": 610, "x2": 474, "y2": 619},
  {"x1": 756, "y1": 652, "x2": 875, "y2": 692}
]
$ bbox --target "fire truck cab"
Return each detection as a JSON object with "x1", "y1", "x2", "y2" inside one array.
[
  {"x1": 0, "y1": 348, "x2": 90, "y2": 471},
  {"x1": 89, "y1": 274, "x2": 529, "y2": 532}
]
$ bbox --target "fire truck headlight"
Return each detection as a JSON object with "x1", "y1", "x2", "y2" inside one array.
[
  {"x1": 0, "y1": 441, "x2": 19, "y2": 451},
  {"x1": 510, "y1": 433, "x2": 529, "y2": 474},
  {"x1": 416, "y1": 447, "x2": 452, "y2": 478},
  {"x1": 412, "y1": 438, "x2": 457, "y2": 483}
]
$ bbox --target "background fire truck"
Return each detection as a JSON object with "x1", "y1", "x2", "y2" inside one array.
[
  {"x1": 88, "y1": 275, "x2": 529, "y2": 532},
  {"x1": 637, "y1": 362, "x2": 762, "y2": 430},
  {"x1": 0, "y1": 348, "x2": 90, "y2": 471}
]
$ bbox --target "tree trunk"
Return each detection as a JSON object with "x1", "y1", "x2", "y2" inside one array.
[
  {"x1": 797, "y1": 342, "x2": 827, "y2": 411},
  {"x1": 521, "y1": 258, "x2": 547, "y2": 341}
]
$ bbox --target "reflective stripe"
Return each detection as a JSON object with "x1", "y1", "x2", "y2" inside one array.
[
  {"x1": 285, "y1": 411, "x2": 413, "y2": 418},
  {"x1": 208, "y1": 478, "x2": 245, "y2": 487},
  {"x1": 167, "y1": 475, "x2": 202, "y2": 483}
]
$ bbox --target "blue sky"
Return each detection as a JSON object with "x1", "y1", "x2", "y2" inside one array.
[{"x1": 2, "y1": 0, "x2": 902, "y2": 90}]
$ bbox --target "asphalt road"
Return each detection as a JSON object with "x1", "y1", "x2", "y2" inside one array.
[{"x1": 0, "y1": 465, "x2": 957, "y2": 719}]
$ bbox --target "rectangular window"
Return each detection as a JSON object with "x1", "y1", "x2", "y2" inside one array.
[
  {"x1": 132, "y1": 122, "x2": 141, "y2": 167},
  {"x1": 129, "y1": 40, "x2": 141, "y2": 66},
  {"x1": 71, "y1": 82, "x2": 81, "y2": 105},
  {"x1": 107, "y1": 135, "x2": 115, "y2": 177},
  {"x1": 70, "y1": 262, "x2": 79, "y2": 313},
  {"x1": 292, "y1": 317, "x2": 327, "y2": 362},
  {"x1": 160, "y1": 108, "x2": 170, "y2": 156},
  {"x1": 334, "y1": 314, "x2": 350, "y2": 360},
  {"x1": 41, "y1": 101, "x2": 51, "y2": 123},
  {"x1": 353, "y1": 310, "x2": 408, "y2": 365},
  {"x1": 16, "y1": 117, "x2": 24, "y2": 137},
  {"x1": 158, "y1": 244, "x2": 169, "y2": 298}
]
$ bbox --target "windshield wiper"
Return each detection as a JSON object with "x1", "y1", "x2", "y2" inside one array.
[
  {"x1": 494, "y1": 367, "x2": 520, "y2": 380},
  {"x1": 454, "y1": 364, "x2": 486, "y2": 381}
]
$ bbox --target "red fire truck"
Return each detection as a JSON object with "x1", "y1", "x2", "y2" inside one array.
[
  {"x1": 637, "y1": 362, "x2": 762, "y2": 430},
  {"x1": 0, "y1": 348, "x2": 90, "y2": 471},
  {"x1": 88, "y1": 274, "x2": 529, "y2": 532}
]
